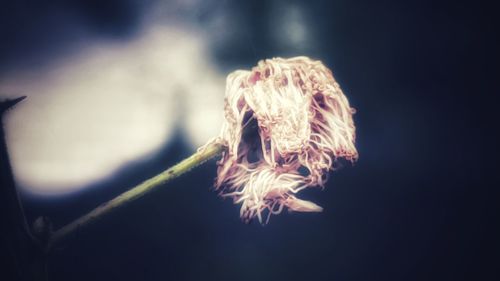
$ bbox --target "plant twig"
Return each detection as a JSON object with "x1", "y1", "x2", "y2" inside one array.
[{"x1": 49, "y1": 142, "x2": 225, "y2": 247}]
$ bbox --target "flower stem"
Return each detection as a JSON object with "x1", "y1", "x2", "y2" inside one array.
[{"x1": 49, "y1": 142, "x2": 225, "y2": 247}]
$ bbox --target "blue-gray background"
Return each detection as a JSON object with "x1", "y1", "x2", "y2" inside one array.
[{"x1": 1, "y1": 0, "x2": 498, "y2": 280}]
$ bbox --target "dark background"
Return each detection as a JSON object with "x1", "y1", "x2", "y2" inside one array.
[{"x1": 1, "y1": 0, "x2": 498, "y2": 280}]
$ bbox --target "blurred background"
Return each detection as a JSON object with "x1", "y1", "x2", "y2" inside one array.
[{"x1": 0, "y1": 0, "x2": 498, "y2": 280}]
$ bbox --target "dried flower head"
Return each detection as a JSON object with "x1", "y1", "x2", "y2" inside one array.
[{"x1": 210, "y1": 56, "x2": 357, "y2": 224}]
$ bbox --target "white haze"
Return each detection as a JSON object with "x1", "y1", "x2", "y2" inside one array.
[{"x1": 0, "y1": 24, "x2": 225, "y2": 196}]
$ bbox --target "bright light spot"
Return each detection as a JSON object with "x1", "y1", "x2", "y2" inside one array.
[
  {"x1": 271, "y1": 2, "x2": 312, "y2": 51},
  {"x1": 0, "y1": 25, "x2": 225, "y2": 196},
  {"x1": 182, "y1": 69, "x2": 225, "y2": 148}
]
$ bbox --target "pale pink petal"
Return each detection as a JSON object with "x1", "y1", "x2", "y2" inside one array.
[{"x1": 285, "y1": 198, "x2": 323, "y2": 213}]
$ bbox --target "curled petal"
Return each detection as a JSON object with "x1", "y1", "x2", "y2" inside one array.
[{"x1": 284, "y1": 197, "x2": 323, "y2": 213}]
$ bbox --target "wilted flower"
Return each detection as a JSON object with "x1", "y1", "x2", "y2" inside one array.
[{"x1": 208, "y1": 56, "x2": 357, "y2": 224}]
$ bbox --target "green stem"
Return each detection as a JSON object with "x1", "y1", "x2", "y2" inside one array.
[{"x1": 49, "y1": 142, "x2": 225, "y2": 247}]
